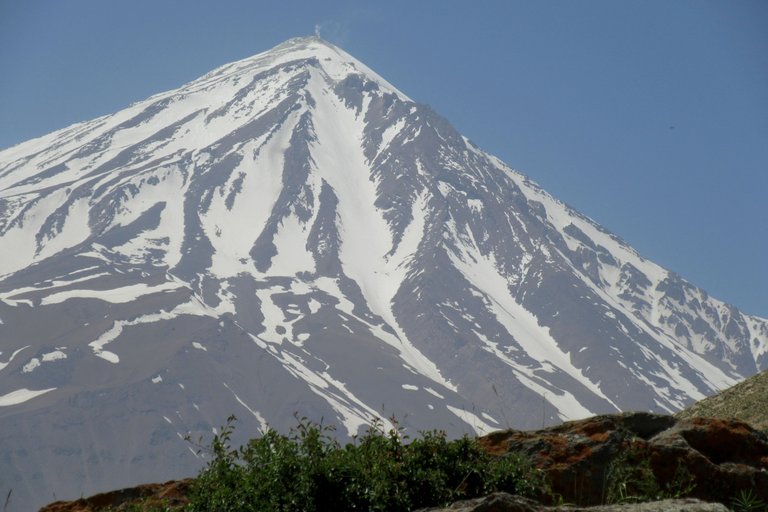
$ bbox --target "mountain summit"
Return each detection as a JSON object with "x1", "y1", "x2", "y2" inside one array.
[{"x1": 1, "y1": 37, "x2": 766, "y2": 510}]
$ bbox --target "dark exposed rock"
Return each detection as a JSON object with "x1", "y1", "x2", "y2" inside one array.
[{"x1": 478, "y1": 412, "x2": 768, "y2": 506}]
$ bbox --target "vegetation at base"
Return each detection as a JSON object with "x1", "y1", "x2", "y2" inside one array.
[
  {"x1": 604, "y1": 442, "x2": 695, "y2": 504},
  {"x1": 676, "y1": 369, "x2": 768, "y2": 430},
  {"x1": 186, "y1": 414, "x2": 546, "y2": 512},
  {"x1": 731, "y1": 489, "x2": 768, "y2": 512}
]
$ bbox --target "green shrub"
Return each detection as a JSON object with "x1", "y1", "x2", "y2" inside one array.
[
  {"x1": 732, "y1": 489, "x2": 768, "y2": 512},
  {"x1": 605, "y1": 446, "x2": 661, "y2": 504},
  {"x1": 187, "y1": 415, "x2": 546, "y2": 511},
  {"x1": 604, "y1": 442, "x2": 695, "y2": 504}
]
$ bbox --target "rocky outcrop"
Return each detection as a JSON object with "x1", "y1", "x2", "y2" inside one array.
[
  {"x1": 416, "y1": 492, "x2": 730, "y2": 512},
  {"x1": 676, "y1": 369, "x2": 768, "y2": 429},
  {"x1": 39, "y1": 479, "x2": 192, "y2": 512},
  {"x1": 39, "y1": 413, "x2": 768, "y2": 511},
  {"x1": 478, "y1": 412, "x2": 768, "y2": 506}
]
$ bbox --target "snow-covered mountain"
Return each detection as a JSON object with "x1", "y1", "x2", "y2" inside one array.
[{"x1": 0, "y1": 36, "x2": 766, "y2": 510}]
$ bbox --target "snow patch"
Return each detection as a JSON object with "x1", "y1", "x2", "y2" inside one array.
[
  {"x1": 22, "y1": 358, "x2": 41, "y2": 373},
  {"x1": 202, "y1": 117, "x2": 297, "y2": 278},
  {"x1": 306, "y1": 87, "x2": 452, "y2": 390},
  {"x1": 0, "y1": 388, "x2": 56, "y2": 406},
  {"x1": 446, "y1": 405, "x2": 498, "y2": 435},
  {"x1": 424, "y1": 387, "x2": 445, "y2": 399},
  {"x1": 447, "y1": 219, "x2": 617, "y2": 415},
  {"x1": 40, "y1": 281, "x2": 183, "y2": 305},
  {"x1": 0, "y1": 346, "x2": 30, "y2": 372},
  {"x1": 42, "y1": 349, "x2": 67, "y2": 362},
  {"x1": 87, "y1": 296, "x2": 216, "y2": 363},
  {"x1": 248, "y1": 333, "x2": 392, "y2": 436},
  {"x1": 270, "y1": 212, "x2": 317, "y2": 275},
  {"x1": 378, "y1": 117, "x2": 406, "y2": 153},
  {"x1": 223, "y1": 382, "x2": 269, "y2": 434}
]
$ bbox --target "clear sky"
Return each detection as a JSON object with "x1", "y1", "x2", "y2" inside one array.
[{"x1": 1, "y1": 1, "x2": 766, "y2": 317}]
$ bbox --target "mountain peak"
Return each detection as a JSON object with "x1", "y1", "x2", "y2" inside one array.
[
  {"x1": 216, "y1": 36, "x2": 410, "y2": 100},
  {"x1": 276, "y1": 35, "x2": 336, "y2": 49},
  {"x1": 0, "y1": 36, "x2": 766, "y2": 511},
  {"x1": 259, "y1": 34, "x2": 344, "y2": 60}
]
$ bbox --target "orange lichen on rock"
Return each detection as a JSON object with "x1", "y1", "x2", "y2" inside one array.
[{"x1": 477, "y1": 412, "x2": 768, "y2": 506}]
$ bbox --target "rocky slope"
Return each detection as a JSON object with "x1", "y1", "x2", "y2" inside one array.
[{"x1": 676, "y1": 369, "x2": 768, "y2": 429}]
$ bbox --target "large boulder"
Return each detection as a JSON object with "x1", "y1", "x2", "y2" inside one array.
[
  {"x1": 478, "y1": 412, "x2": 768, "y2": 506},
  {"x1": 416, "y1": 492, "x2": 730, "y2": 512}
]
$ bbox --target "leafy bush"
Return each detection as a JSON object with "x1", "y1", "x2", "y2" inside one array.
[{"x1": 187, "y1": 415, "x2": 546, "y2": 511}]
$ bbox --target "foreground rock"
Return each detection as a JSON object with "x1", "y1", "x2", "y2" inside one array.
[
  {"x1": 417, "y1": 492, "x2": 729, "y2": 512},
  {"x1": 479, "y1": 412, "x2": 768, "y2": 506},
  {"x1": 40, "y1": 413, "x2": 767, "y2": 510},
  {"x1": 39, "y1": 479, "x2": 191, "y2": 512}
]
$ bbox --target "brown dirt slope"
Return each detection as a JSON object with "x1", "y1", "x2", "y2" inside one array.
[{"x1": 676, "y1": 369, "x2": 768, "y2": 429}]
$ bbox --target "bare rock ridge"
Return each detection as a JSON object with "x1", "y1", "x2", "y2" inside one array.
[{"x1": 1, "y1": 37, "x2": 767, "y2": 510}]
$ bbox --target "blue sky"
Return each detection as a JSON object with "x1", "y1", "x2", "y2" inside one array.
[{"x1": 1, "y1": 1, "x2": 766, "y2": 316}]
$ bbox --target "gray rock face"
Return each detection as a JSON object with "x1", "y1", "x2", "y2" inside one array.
[
  {"x1": 0, "y1": 36, "x2": 766, "y2": 511},
  {"x1": 415, "y1": 493, "x2": 730, "y2": 512}
]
